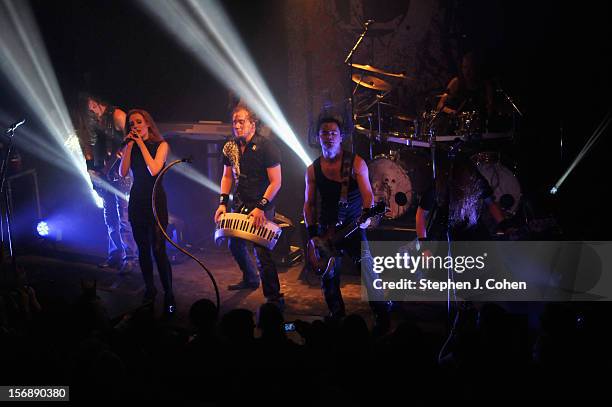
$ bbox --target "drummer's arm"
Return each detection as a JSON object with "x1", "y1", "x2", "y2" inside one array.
[
  {"x1": 436, "y1": 94, "x2": 448, "y2": 112},
  {"x1": 354, "y1": 155, "x2": 374, "y2": 209},
  {"x1": 437, "y1": 77, "x2": 459, "y2": 115}
]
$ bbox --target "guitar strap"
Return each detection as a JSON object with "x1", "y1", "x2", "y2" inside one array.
[{"x1": 338, "y1": 150, "x2": 353, "y2": 209}]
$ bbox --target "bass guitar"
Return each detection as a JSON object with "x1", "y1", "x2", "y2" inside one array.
[{"x1": 307, "y1": 201, "x2": 387, "y2": 277}]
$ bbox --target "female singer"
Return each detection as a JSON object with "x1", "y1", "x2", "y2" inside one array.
[{"x1": 119, "y1": 109, "x2": 176, "y2": 314}]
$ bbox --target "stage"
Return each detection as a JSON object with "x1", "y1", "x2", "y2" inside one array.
[{"x1": 13, "y1": 245, "x2": 451, "y2": 335}]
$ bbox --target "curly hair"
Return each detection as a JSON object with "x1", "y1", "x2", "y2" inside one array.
[{"x1": 446, "y1": 159, "x2": 485, "y2": 228}]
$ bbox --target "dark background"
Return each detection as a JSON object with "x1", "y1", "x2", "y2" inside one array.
[{"x1": 1, "y1": 0, "x2": 611, "y2": 256}]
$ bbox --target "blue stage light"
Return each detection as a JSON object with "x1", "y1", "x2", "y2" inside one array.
[{"x1": 36, "y1": 221, "x2": 49, "y2": 237}]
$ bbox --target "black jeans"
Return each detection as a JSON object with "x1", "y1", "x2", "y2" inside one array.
[
  {"x1": 321, "y1": 227, "x2": 387, "y2": 318},
  {"x1": 228, "y1": 204, "x2": 282, "y2": 300},
  {"x1": 131, "y1": 221, "x2": 173, "y2": 299}
]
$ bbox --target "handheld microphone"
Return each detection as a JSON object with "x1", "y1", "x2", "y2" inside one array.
[
  {"x1": 120, "y1": 129, "x2": 139, "y2": 147},
  {"x1": 120, "y1": 138, "x2": 134, "y2": 147}
]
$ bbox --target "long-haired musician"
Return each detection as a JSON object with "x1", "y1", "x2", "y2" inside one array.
[{"x1": 79, "y1": 93, "x2": 138, "y2": 273}]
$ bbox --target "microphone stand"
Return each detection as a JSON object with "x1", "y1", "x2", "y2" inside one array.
[
  {"x1": 497, "y1": 86, "x2": 523, "y2": 117},
  {"x1": 344, "y1": 21, "x2": 371, "y2": 65},
  {"x1": 1, "y1": 120, "x2": 25, "y2": 270},
  {"x1": 345, "y1": 20, "x2": 372, "y2": 154},
  {"x1": 496, "y1": 85, "x2": 523, "y2": 173},
  {"x1": 427, "y1": 109, "x2": 459, "y2": 325}
]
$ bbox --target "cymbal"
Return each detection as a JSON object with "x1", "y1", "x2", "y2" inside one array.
[
  {"x1": 394, "y1": 113, "x2": 416, "y2": 121},
  {"x1": 354, "y1": 124, "x2": 372, "y2": 134},
  {"x1": 354, "y1": 124, "x2": 387, "y2": 137},
  {"x1": 352, "y1": 74, "x2": 392, "y2": 91},
  {"x1": 350, "y1": 63, "x2": 409, "y2": 79},
  {"x1": 354, "y1": 124, "x2": 382, "y2": 139}
]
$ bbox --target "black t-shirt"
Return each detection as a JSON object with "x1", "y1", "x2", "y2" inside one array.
[{"x1": 222, "y1": 133, "x2": 281, "y2": 205}]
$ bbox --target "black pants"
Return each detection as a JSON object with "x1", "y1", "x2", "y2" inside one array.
[
  {"x1": 228, "y1": 203, "x2": 282, "y2": 300},
  {"x1": 321, "y1": 227, "x2": 387, "y2": 318},
  {"x1": 131, "y1": 221, "x2": 173, "y2": 299}
]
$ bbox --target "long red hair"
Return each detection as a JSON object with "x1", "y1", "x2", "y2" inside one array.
[{"x1": 125, "y1": 109, "x2": 164, "y2": 143}]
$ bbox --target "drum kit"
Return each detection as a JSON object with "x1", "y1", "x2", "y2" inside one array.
[{"x1": 349, "y1": 62, "x2": 522, "y2": 221}]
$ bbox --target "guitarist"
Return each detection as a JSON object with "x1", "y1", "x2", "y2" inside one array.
[
  {"x1": 81, "y1": 94, "x2": 137, "y2": 273},
  {"x1": 304, "y1": 115, "x2": 390, "y2": 331}
]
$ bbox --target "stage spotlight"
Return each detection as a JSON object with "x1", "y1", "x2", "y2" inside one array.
[
  {"x1": 35, "y1": 219, "x2": 64, "y2": 240},
  {"x1": 36, "y1": 220, "x2": 49, "y2": 237},
  {"x1": 167, "y1": 154, "x2": 221, "y2": 194},
  {"x1": 0, "y1": 0, "x2": 101, "y2": 207},
  {"x1": 139, "y1": 0, "x2": 312, "y2": 166},
  {"x1": 550, "y1": 111, "x2": 611, "y2": 194},
  {"x1": 91, "y1": 190, "x2": 104, "y2": 209}
]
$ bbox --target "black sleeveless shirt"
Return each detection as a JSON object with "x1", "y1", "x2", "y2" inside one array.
[
  {"x1": 313, "y1": 151, "x2": 362, "y2": 226},
  {"x1": 128, "y1": 140, "x2": 168, "y2": 226}
]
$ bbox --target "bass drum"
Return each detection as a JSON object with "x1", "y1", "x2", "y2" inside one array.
[
  {"x1": 472, "y1": 153, "x2": 521, "y2": 216},
  {"x1": 368, "y1": 156, "x2": 413, "y2": 219}
]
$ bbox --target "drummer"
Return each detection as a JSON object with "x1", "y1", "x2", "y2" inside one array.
[
  {"x1": 214, "y1": 103, "x2": 284, "y2": 309},
  {"x1": 436, "y1": 51, "x2": 495, "y2": 117}
]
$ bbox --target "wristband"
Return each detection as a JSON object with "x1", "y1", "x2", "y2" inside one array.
[
  {"x1": 255, "y1": 197, "x2": 270, "y2": 210},
  {"x1": 219, "y1": 193, "x2": 230, "y2": 206}
]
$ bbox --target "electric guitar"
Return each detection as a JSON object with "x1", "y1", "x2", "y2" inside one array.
[
  {"x1": 307, "y1": 201, "x2": 387, "y2": 277},
  {"x1": 91, "y1": 145, "x2": 132, "y2": 193}
]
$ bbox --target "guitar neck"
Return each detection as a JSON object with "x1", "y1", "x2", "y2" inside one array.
[
  {"x1": 331, "y1": 219, "x2": 361, "y2": 245},
  {"x1": 328, "y1": 202, "x2": 386, "y2": 246}
]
